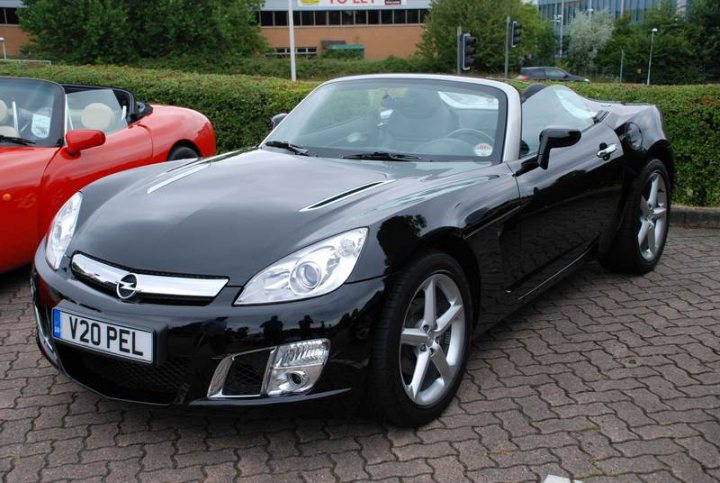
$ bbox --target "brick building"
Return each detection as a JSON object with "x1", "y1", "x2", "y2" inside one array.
[{"x1": 0, "y1": 0, "x2": 432, "y2": 60}]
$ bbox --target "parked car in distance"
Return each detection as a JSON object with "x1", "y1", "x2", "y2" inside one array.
[
  {"x1": 517, "y1": 66, "x2": 590, "y2": 83},
  {"x1": 33, "y1": 74, "x2": 672, "y2": 427},
  {"x1": 0, "y1": 77, "x2": 216, "y2": 273}
]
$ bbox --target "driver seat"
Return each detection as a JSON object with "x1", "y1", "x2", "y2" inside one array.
[
  {"x1": 80, "y1": 103, "x2": 115, "y2": 133},
  {"x1": 384, "y1": 88, "x2": 459, "y2": 151}
]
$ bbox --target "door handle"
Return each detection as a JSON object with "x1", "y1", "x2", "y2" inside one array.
[{"x1": 597, "y1": 143, "x2": 617, "y2": 160}]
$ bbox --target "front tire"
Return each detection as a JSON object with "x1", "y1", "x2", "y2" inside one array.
[
  {"x1": 167, "y1": 145, "x2": 199, "y2": 161},
  {"x1": 368, "y1": 251, "x2": 472, "y2": 427},
  {"x1": 600, "y1": 159, "x2": 670, "y2": 274}
]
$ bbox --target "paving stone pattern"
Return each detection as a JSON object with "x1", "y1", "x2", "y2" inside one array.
[{"x1": 1, "y1": 227, "x2": 719, "y2": 482}]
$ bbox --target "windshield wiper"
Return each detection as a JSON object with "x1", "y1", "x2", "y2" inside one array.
[
  {"x1": 342, "y1": 151, "x2": 422, "y2": 162},
  {"x1": 264, "y1": 140, "x2": 311, "y2": 156},
  {"x1": 0, "y1": 135, "x2": 36, "y2": 146}
]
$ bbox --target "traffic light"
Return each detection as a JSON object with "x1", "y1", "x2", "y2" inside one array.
[
  {"x1": 461, "y1": 33, "x2": 477, "y2": 71},
  {"x1": 511, "y1": 21, "x2": 522, "y2": 48}
]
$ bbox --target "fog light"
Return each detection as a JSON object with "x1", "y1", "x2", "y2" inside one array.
[
  {"x1": 33, "y1": 304, "x2": 57, "y2": 362},
  {"x1": 264, "y1": 339, "x2": 330, "y2": 396}
]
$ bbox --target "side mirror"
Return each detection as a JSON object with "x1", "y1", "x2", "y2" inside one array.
[
  {"x1": 65, "y1": 130, "x2": 106, "y2": 157},
  {"x1": 269, "y1": 113, "x2": 288, "y2": 130},
  {"x1": 537, "y1": 127, "x2": 581, "y2": 169}
]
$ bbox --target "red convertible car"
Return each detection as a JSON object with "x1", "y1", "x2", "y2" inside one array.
[{"x1": 0, "y1": 77, "x2": 216, "y2": 273}]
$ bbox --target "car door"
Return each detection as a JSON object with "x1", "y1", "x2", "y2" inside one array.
[
  {"x1": 0, "y1": 78, "x2": 66, "y2": 272},
  {"x1": 504, "y1": 85, "x2": 624, "y2": 298},
  {"x1": 545, "y1": 67, "x2": 568, "y2": 81},
  {"x1": 529, "y1": 68, "x2": 546, "y2": 80},
  {"x1": 39, "y1": 88, "x2": 153, "y2": 233},
  {"x1": 0, "y1": 147, "x2": 59, "y2": 272}
]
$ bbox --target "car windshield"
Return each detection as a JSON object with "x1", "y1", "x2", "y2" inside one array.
[
  {"x1": 0, "y1": 77, "x2": 64, "y2": 147},
  {"x1": 264, "y1": 78, "x2": 507, "y2": 162}
]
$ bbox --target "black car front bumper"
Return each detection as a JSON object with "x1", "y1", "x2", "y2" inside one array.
[{"x1": 32, "y1": 245, "x2": 388, "y2": 407}]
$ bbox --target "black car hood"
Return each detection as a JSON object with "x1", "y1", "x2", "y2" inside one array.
[{"x1": 72, "y1": 149, "x2": 492, "y2": 284}]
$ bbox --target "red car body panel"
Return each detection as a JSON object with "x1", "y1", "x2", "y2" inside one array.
[
  {"x1": 1, "y1": 103, "x2": 216, "y2": 273},
  {"x1": 0, "y1": 146, "x2": 56, "y2": 272}
]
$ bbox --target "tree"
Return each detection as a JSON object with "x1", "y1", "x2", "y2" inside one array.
[
  {"x1": 595, "y1": 0, "x2": 707, "y2": 84},
  {"x1": 19, "y1": 0, "x2": 266, "y2": 64},
  {"x1": 19, "y1": 0, "x2": 135, "y2": 64},
  {"x1": 566, "y1": 10, "x2": 613, "y2": 74},
  {"x1": 688, "y1": 0, "x2": 720, "y2": 80},
  {"x1": 419, "y1": 0, "x2": 555, "y2": 73}
]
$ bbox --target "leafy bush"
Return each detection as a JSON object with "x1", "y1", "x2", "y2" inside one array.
[
  {"x1": 1, "y1": 63, "x2": 717, "y2": 206},
  {"x1": 19, "y1": 0, "x2": 266, "y2": 64},
  {"x1": 137, "y1": 55, "x2": 439, "y2": 80},
  {"x1": 594, "y1": 1, "x2": 712, "y2": 84}
]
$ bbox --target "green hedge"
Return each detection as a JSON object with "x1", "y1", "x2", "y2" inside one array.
[
  {"x1": 1, "y1": 63, "x2": 718, "y2": 206},
  {"x1": 136, "y1": 55, "x2": 437, "y2": 80}
]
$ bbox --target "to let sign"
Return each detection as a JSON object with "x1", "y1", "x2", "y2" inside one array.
[{"x1": 298, "y1": 0, "x2": 407, "y2": 7}]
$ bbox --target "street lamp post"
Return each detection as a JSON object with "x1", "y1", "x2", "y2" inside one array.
[
  {"x1": 0, "y1": 37, "x2": 6, "y2": 61},
  {"x1": 647, "y1": 27, "x2": 658, "y2": 86},
  {"x1": 288, "y1": 0, "x2": 297, "y2": 82},
  {"x1": 559, "y1": 0, "x2": 565, "y2": 59}
]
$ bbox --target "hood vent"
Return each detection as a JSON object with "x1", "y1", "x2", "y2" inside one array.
[
  {"x1": 300, "y1": 180, "x2": 393, "y2": 212},
  {"x1": 146, "y1": 163, "x2": 210, "y2": 194}
]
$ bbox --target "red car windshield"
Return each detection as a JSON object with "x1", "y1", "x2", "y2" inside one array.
[{"x1": 0, "y1": 77, "x2": 65, "y2": 147}]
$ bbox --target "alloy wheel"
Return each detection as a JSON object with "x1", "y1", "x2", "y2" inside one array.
[
  {"x1": 638, "y1": 171, "x2": 668, "y2": 261},
  {"x1": 398, "y1": 273, "x2": 466, "y2": 407}
]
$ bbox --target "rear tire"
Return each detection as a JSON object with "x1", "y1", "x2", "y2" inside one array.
[
  {"x1": 367, "y1": 251, "x2": 472, "y2": 427},
  {"x1": 167, "y1": 145, "x2": 199, "y2": 161},
  {"x1": 600, "y1": 159, "x2": 670, "y2": 274}
]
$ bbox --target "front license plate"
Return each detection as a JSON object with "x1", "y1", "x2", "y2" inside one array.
[{"x1": 52, "y1": 309, "x2": 153, "y2": 363}]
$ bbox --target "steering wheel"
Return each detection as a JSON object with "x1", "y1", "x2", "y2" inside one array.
[{"x1": 445, "y1": 128, "x2": 494, "y2": 145}]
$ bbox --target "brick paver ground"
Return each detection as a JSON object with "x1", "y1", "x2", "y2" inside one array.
[{"x1": 1, "y1": 227, "x2": 719, "y2": 483}]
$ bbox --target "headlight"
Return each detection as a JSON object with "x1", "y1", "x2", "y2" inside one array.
[
  {"x1": 235, "y1": 228, "x2": 368, "y2": 305},
  {"x1": 45, "y1": 192, "x2": 82, "y2": 270}
]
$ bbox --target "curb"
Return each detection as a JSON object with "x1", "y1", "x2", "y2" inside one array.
[{"x1": 672, "y1": 206, "x2": 720, "y2": 229}]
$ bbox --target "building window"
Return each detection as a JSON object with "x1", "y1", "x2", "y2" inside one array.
[
  {"x1": 406, "y1": 9, "x2": 419, "y2": 23},
  {"x1": 1, "y1": 8, "x2": 19, "y2": 25},
  {"x1": 259, "y1": 11, "x2": 273, "y2": 26},
  {"x1": 258, "y1": 9, "x2": 429, "y2": 27},
  {"x1": 341, "y1": 10, "x2": 354, "y2": 25},
  {"x1": 274, "y1": 47, "x2": 318, "y2": 58},
  {"x1": 368, "y1": 10, "x2": 380, "y2": 24},
  {"x1": 301, "y1": 10, "x2": 314, "y2": 26},
  {"x1": 275, "y1": 10, "x2": 288, "y2": 26}
]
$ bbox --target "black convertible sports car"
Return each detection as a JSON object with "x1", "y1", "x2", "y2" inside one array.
[{"x1": 32, "y1": 75, "x2": 672, "y2": 426}]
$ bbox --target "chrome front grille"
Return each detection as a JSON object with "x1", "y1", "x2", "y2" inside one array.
[{"x1": 71, "y1": 253, "x2": 228, "y2": 303}]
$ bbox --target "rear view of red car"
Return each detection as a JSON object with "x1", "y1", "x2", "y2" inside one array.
[{"x1": 0, "y1": 77, "x2": 216, "y2": 273}]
